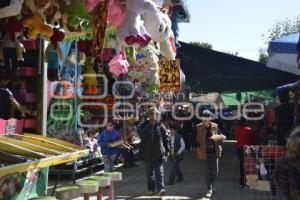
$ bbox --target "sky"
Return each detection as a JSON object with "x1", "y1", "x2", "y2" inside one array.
[{"x1": 179, "y1": 0, "x2": 300, "y2": 61}]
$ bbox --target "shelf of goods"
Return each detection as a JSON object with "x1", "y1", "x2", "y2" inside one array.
[{"x1": 0, "y1": 133, "x2": 89, "y2": 178}]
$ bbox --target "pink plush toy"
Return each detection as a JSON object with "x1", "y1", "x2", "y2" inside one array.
[
  {"x1": 84, "y1": 0, "x2": 103, "y2": 12},
  {"x1": 116, "y1": 0, "x2": 159, "y2": 48},
  {"x1": 108, "y1": 52, "x2": 129, "y2": 76},
  {"x1": 108, "y1": 0, "x2": 127, "y2": 27}
]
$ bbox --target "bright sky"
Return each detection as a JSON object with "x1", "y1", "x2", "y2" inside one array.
[{"x1": 179, "y1": 0, "x2": 300, "y2": 61}]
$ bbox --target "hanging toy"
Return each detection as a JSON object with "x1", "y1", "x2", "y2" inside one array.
[
  {"x1": 44, "y1": 28, "x2": 65, "y2": 81},
  {"x1": 0, "y1": 17, "x2": 24, "y2": 76},
  {"x1": 22, "y1": 15, "x2": 54, "y2": 40},
  {"x1": 82, "y1": 57, "x2": 99, "y2": 95},
  {"x1": 108, "y1": 51, "x2": 129, "y2": 76},
  {"x1": 116, "y1": 0, "x2": 159, "y2": 48}
]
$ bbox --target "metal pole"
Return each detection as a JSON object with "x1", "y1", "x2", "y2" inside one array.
[{"x1": 72, "y1": 40, "x2": 79, "y2": 182}]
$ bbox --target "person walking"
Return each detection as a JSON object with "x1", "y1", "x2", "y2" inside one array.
[
  {"x1": 196, "y1": 110, "x2": 226, "y2": 198},
  {"x1": 234, "y1": 117, "x2": 256, "y2": 187},
  {"x1": 167, "y1": 125, "x2": 185, "y2": 185},
  {"x1": 98, "y1": 121, "x2": 122, "y2": 172},
  {"x1": 274, "y1": 127, "x2": 300, "y2": 199},
  {"x1": 138, "y1": 108, "x2": 170, "y2": 196}
]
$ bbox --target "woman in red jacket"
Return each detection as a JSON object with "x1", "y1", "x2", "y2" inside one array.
[{"x1": 234, "y1": 117, "x2": 256, "y2": 187}]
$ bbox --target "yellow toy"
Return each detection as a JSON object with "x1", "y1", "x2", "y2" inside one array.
[
  {"x1": 82, "y1": 57, "x2": 99, "y2": 95},
  {"x1": 22, "y1": 16, "x2": 53, "y2": 40}
]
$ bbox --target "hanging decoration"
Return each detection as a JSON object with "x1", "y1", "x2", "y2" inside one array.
[
  {"x1": 115, "y1": 0, "x2": 158, "y2": 48},
  {"x1": 92, "y1": 0, "x2": 109, "y2": 59}
]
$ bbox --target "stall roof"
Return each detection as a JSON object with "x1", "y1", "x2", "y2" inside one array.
[{"x1": 177, "y1": 42, "x2": 300, "y2": 93}]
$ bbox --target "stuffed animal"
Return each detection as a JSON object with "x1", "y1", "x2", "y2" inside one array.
[
  {"x1": 22, "y1": 15, "x2": 53, "y2": 40},
  {"x1": 0, "y1": 0, "x2": 23, "y2": 18},
  {"x1": 44, "y1": 28, "x2": 64, "y2": 81},
  {"x1": 116, "y1": 0, "x2": 159, "y2": 48},
  {"x1": 65, "y1": 0, "x2": 92, "y2": 31},
  {"x1": 82, "y1": 57, "x2": 99, "y2": 95},
  {"x1": 144, "y1": 8, "x2": 176, "y2": 60},
  {"x1": 108, "y1": 51, "x2": 129, "y2": 76},
  {"x1": 84, "y1": 0, "x2": 103, "y2": 12},
  {"x1": 141, "y1": 48, "x2": 160, "y2": 84},
  {"x1": 24, "y1": 0, "x2": 51, "y2": 21},
  {"x1": 128, "y1": 56, "x2": 148, "y2": 83},
  {"x1": 1, "y1": 17, "x2": 24, "y2": 63},
  {"x1": 108, "y1": 0, "x2": 127, "y2": 27}
]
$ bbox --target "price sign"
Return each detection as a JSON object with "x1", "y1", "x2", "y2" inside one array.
[{"x1": 159, "y1": 59, "x2": 181, "y2": 92}]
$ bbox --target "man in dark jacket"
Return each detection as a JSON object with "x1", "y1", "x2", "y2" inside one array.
[{"x1": 138, "y1": 108, "x2": 170, "y2": 196}]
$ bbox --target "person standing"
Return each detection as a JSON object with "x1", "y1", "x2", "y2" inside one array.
[
  {"x1": 234, "y1": 117, "x2": 256, "y2": 187},
  {"x1": 138, "y1": 108, "x2": 170, "y2": 196},
  {"x1": 98, "y1": 121, "x2": 122, "y2": 172},
  {"x1": 196, "y1": 110, "x2": 226, "y2": 198},
  {"x1": 0, "y1": 78, "x2": 33, "y2": 119},
  {"x1": 167, "y1": 125, "x2": 185, "y2": 185},
  {"x1": 274, "y1": 127, "x2": 300, "y2": 199},
  {"x1": 274, "y1": 90, "x2": 294, "y2": 145}
]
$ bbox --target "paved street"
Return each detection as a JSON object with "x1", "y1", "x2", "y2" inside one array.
[
  {"x1": 49, "y1": 141, "x2": 245, "y2": 199},
  {"x1": 49, "y1": 141, "x2": 285, "y2": 200}
]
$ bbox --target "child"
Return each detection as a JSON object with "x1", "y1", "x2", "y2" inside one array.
[
  {"x1": 98, "y1": 121, "x2": 122, "y2": 172},
  {"x1": 167, "y1": 125, "x2": 185, "y2": 185}
]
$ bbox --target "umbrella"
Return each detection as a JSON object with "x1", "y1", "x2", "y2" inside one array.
[{"x1": 267, "y1": 33, "x2": 300, "y2": 75}]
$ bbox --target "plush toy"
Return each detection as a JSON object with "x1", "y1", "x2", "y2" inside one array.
[
  {"x1": 141, "y1": 47, "x2": 160, "y2": 84},
  {"x1": 82, "y1": 57, "x2": 99, "y2": 95},
  {"x1": 24, "y1": 0, "x2": 51, "y2": 21},
  {"x1": 84, "y1": 0, "x2": 103, "y2": 12},
  {"x1": 108, "y1": 0, "x2": 127, "y2": 27},
  {"x1": 22, "y1": 16, "x2": 54, "y2": 40},
  {"x1": 108, "y1": 51, "x2": 129, "y2": 76},
  {"x1": 144, "y1": 8, "x2": 176, "y2": 60},
  {"x1": 116, "y1": 0, "x2": 159, "y2": 48},
  {"x1": 0, "y1": 0, "x2": 23, "y2": 19},
  {"x1": 44, "y1": 28, "x2": 64, "y2": 81},
  {"x1": 1, "y1": 17, "x2": 24, "y2": 62},
  {"x1": 128, "y1": 55, "x2": 149, "y2": 83},
  {"x1": 65, "y1": 0, "x2": 92, "y2": 31}
]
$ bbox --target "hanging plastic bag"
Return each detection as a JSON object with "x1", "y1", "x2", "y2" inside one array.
[{"x1": 259, "y1": 162, "x2": 268, "y2": 176}]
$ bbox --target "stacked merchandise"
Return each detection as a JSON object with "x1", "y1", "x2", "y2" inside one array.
[{"x1": 244, "y1": 145, "x2": 286, "y2": 200}]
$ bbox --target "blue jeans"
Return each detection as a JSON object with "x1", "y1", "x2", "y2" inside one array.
[
  {"x1": 145, "y1": 161, "x2": 165, "y2": 192},
  {"x1": 103, "y1": 154, "x2": 117, "y2": 172}
]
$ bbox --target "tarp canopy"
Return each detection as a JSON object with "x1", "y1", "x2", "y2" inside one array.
[
  {"x1": 267, "y1": 33, "x2": 300, "y2": 75},
  {"x1": 190, "y1": 92, "x2": 225, "y2": 107},
  {"x1": 177, "y1": 42, "x2": 299, "y2": 93},
  {"x1": 221, "y1": 91, "x2": 273, "y2": 106}
]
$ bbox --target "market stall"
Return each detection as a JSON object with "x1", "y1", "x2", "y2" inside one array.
[{"x1": 1, "y1": 0, "x2": 191, "y2": 199}]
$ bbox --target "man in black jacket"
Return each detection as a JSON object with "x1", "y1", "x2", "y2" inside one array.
[{"x1": 138, "y1": 108, "x2": 170, "y2": 196}]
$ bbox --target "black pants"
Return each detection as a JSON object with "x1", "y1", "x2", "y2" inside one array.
[
  {"x1": 3, "y1": 48, "x2": 18, "y2": 78},
  {"x1": 120, "y1": 148, "x2": 135, "y2": 166},
  {"x1": 168, "y1": 155, "x2": 183, "y2": 183},
  {"x1": 204, "y1": 153, "x2": 219, "y2": 189},
  {"x1": 236, "y1": 147, "x2": 245, "y2": 186}
]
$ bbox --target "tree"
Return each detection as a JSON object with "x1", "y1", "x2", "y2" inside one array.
[
  {"x1": 258, "y1": 48, "x2": 268, "y2": 64},
  {"x1": 259, "y1": 16, "x2": 300, "y2": 63},
  {"x1": 190, "y1": 41, "x2": 213, "y2": 49}
]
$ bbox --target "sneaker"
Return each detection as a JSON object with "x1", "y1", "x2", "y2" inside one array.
[
  {"x1": 158, "y1": 189, "x2": 166, "y2": 196},
  {"x1": 205, "y1": 189, "x2": 213, "y2": 198},
  {"x1": 145, "y1": 190, "x2": 154, "y2": 195}
]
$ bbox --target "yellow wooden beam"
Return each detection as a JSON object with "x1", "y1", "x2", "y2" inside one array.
[{"x1": 0, "y1": 150, "x2": 89, "y2": 178}]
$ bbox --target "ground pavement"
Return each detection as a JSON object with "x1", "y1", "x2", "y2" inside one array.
[{"x1": 48, "y1": 140, "x2": 252, "y2": 200}]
